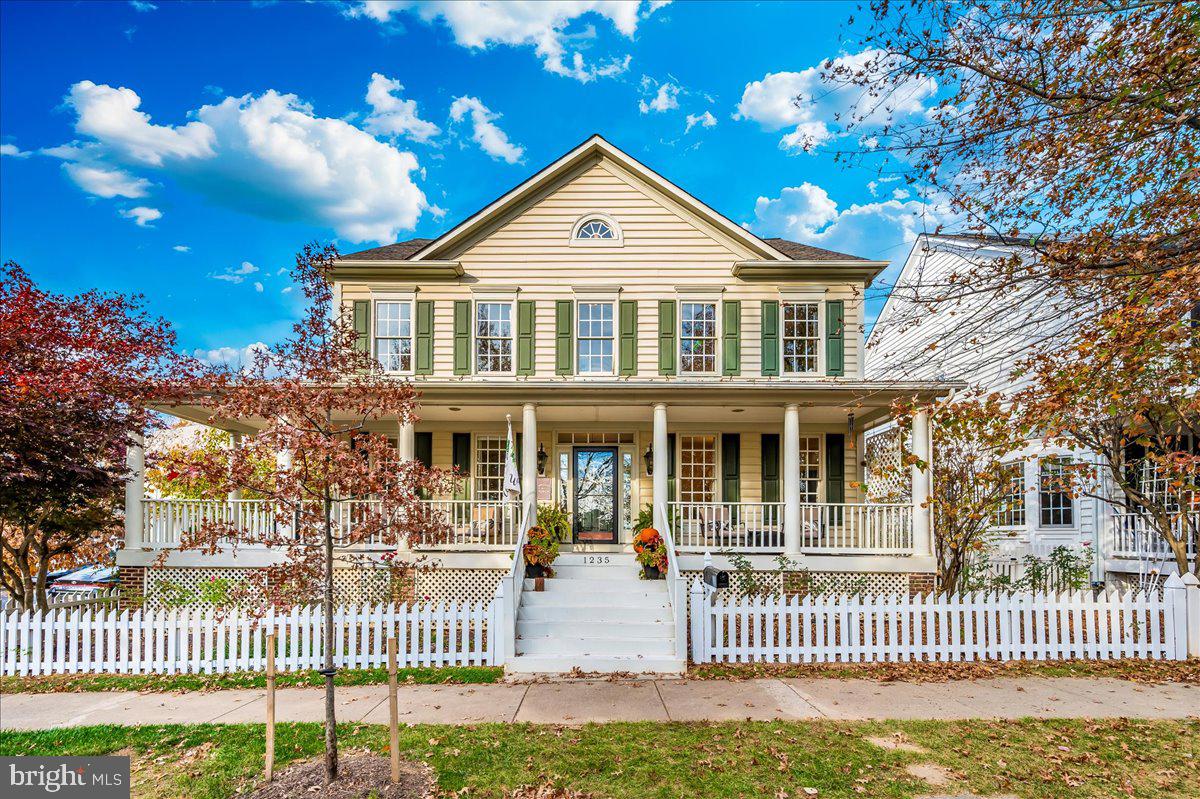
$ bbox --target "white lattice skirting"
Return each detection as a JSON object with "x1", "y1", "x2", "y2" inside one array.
[
  {"x1": 414, "y1": 569, "x2": 506, "y2": 604},
  {"x1": 682, "y1": 570, "x2": 911, "y2": 600}
]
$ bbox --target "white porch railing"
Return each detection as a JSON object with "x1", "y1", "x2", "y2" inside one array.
[
  {"x1": 142, "y1": 497, "x2": 520, "y2": 551},
  {"x1": 657, "y1": 502, "x2": 689, "y2": 662},
  {"x1": 1111, "y1": 511, "x2": 1199, "y2": 561},
  {"x1": 669, "y1": 501, "x2": 913, "y2": 555}
]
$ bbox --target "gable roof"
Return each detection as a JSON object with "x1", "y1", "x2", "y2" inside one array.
[{"x1": 338, "y1": 135, "x2": 873, "y2": 265}]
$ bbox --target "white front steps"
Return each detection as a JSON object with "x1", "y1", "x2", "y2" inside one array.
[{"x1": 507, "y1": 556, "x2": 684, "y2": 675}]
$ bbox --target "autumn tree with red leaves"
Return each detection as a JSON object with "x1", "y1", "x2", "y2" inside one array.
[
  {"x1": 835, "y1": 1, "x2": 1199, "y2": 574},
  {"x1": 165, "y1": 243, "x2": 449, "y2": 784},
  {"x1": 0, "y1": 262, "x2": 191, "y2": 609}
]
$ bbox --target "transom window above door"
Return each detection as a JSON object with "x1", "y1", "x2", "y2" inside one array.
[
  {"x1": 577, "y1": 301, "x2": 614, "y2": 373},
  {"x1": 374, "y1": 300, "x2": 412, "y2": 373},
  {"x1": 782, "y1": 302, "x2": 820, "y2": 374},
  {"x1": 475, "y1": 302, "x2": 513, "y2": 373},
  {"x1": 680, "y1": 302, "x2": 717, "y2": 374}
]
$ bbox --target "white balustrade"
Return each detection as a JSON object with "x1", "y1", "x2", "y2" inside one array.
[
  {"x1": 1112, "y1": 511, "x2": 1199, "y2": 560},
  {"x1": 418, "y1": 499, "x2": 522, "y2": 550},
  {"x1": 143, "y1": 499, "x2": 279, "y2": 547},
  {"x1": 669, "y1": 501, "x2": 912, "y2": 554}
]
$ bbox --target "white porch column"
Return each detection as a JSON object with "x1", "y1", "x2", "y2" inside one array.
[
  {"x1": 910, "y1": 409, "x2": 933, "y2": 557},
  {"x1": 228, "y1": 432, "x2": 244, "y2": 501},
  {"x1": 124, "y1": 432, "x2": 145, "y2": 550},
  {"x1": 783, "y1": 404, "x2": 801, "y2": 556},
  {"x1": 652, "y1": 403, "x2": 668, "y2": 532},
  {"x1": 397, "y1": 419, "x2": 415, "y2": 462},
  {"x1": 521, "y1": 403, "x2": 537, "y2": 518}
]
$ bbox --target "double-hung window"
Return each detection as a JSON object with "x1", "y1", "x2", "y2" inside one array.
[
  {"x1": 995, "y1": 462, "x2": 1026, "y2": 528},
  {"x1": 374, "y1": 300, "x2": 413, "y2": 373},
  {"x1": 679, "y1": 435, "x2": 718, "y2": 503},
  {"x1": 474, "y1": 435, "x2": 508, "y2": 501},
  {"x1": 475, "y1": 301, "x2": 513, "y2": 373},
  {"x1": 1038, "y1": 457, "x2": 1074, "y2": 527},
  {"x1": 799, "y1": 436, "x2": 821, "y2": 502},
  {"x1": 577, "y1": 301, "x2": 614, "y2": 374},
  {"x1": 782, "y1": 302, "x2": 820, "y2": 374},
  {"x1": 680, "y1": 301, "x2": 717, "y2": 374}
]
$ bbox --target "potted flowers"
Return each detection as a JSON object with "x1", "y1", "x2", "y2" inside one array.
[
  {"x1": 633, "y1": 527, "x2": 667, "y2": 579},
  {"x1": 522, "y1": 525, "x2": 560, "y2": 578}
]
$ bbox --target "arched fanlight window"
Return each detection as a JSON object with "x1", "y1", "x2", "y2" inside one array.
[{"x1": 571, "y1": 214, "x2": 623, "y2": 246}]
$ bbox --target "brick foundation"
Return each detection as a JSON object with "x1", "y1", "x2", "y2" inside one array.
[
  {"x1": 389, "y1": 567, "x2": 416, "y2": 602},
  {"x1": 908, "y1": 573, "x2": 936, "y2": 597},
  {"x1": 118, "y1": 566, "x2": 147, "y2": 609},
  {"x1": 782, "y1": 571, "x2": 811, "y2": 597}
]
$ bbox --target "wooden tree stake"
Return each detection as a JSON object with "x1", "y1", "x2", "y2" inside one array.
[
  {"x1": 388, "y1": 635, "x2": 400, "y2": 784},
  {"x1": 265, "y1": 632, "x2": 276, "y2": 781}
]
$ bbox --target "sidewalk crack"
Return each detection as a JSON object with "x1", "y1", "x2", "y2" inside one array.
[
  {"x1": 778, "y1": 679, "x2": 828, "y2": 718},
  {"x1": 510, "y1": 684, "x2": 531, "y2": 723},
  {"x1": 654, "y1": 680, "x2": 671, "y2": 722}
]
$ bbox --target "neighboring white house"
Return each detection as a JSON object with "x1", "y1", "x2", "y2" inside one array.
[
  {"x1": 118, "y1": 135, "x2": 955, "y2": 672},
  {"x1": 866, "y1": 232, "x2": 1179, "y2": 587}
]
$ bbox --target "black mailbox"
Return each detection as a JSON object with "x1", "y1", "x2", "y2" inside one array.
[{"x1": 702, "y1": 565, "x2": 729, "y2": 590}]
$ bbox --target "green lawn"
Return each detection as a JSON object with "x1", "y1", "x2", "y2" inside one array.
[
  {"x1": 0, "y1": 666, "x2": 504, "y2": 694},
  {"x1": 2, "y1": 719, "x2": 1195, "y2": 798}
]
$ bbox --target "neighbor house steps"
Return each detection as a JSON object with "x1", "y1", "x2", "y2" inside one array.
[{"x1": 506, "y1": 553, "x2": 684, "y2": 675}]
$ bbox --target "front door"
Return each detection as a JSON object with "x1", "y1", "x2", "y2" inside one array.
[{"x1": 572, "y1": 446, "x2": 618, "y2": 543}]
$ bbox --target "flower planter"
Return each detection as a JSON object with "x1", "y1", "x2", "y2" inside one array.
[
  {"x1": 642, "y1": 565, "x2": 663, "y2": 580},
  {"x1": 526, "y1": 563, "x2": 547, "y2": 579}
]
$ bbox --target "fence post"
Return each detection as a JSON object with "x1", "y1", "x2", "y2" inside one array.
[
  {"x1": 689, "y1": 579, "x2": 705, "y2": 663},
  {"x1": 387, "y1": 636, "x2": 399, "y2": 784},
  {"x1": 1184, "y1": 572, "x2": 1200, "y2": 659},
  {"x1": 265, "y1": 633, "x2": 276, "y2": 781}
]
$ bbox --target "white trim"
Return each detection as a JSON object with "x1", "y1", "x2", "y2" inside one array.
[
  {"x1": 473, "y1": 299, "x2": 517, "y2": 376},
  {"x1": 678, "y1": 298, "x2": 721, "y2": 377},
  {"x1": 779, "y1": 300, "x2": 824, "y2": 377},
  {"x1": 569, "y1": 213, "x2": 623, "y2": 247},
  {"x1": 372, "y1": 297, "x2": 415, "y2": 376},
  {"x1": 575, "y1": 299, "x2": 617, "y2": 376}
]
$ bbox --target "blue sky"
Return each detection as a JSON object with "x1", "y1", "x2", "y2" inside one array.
[{"x1": 0, "y1": 1, "x2": 948, "y2": 363}]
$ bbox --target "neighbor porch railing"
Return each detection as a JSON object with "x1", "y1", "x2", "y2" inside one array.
[
  {"x1": 142, "y1": 497, "x2": 521, "y2": 551},
  {"x1": 1111, "y1": 510, "x2": 1199, "y2": 561},
  {"x1": 669, "y1": 501, "x2": 913, "y2": 555}
]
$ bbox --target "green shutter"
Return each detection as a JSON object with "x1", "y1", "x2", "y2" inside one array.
[
  {"x1": 761, "y1": 434, "x2": 780, "y2": 503},
  {"x1": 414, "y1": 300, "x2": 433, "y2": 375},
  {"x1": 452, "y1": 433, "x2": 471, "y2": 500},
  {"x1": 721, "y1": 433, "x2": 740, "y2": 503},
  {"x1": 414, "y1": 432, "x2": 433, "y2": 469},
  {"x1": 722, "y1": 300, "x2": 741, "y2": 376},
  {"x1": 452, "y1": 300, "x2": 470, "y2": 375},
  {"x1": 825, "y1": 432, "x2": 845, "y2": 503},
  {"x1": 619, "y1": 300, "x2": 638, "y2": 376},
  {"x1": 353, "y1": 300, "x2": 370, "y2": 357},
  {"x1": 555, "y1": 300, "x2": 573, "y2": 375},
  {"x1": 666, "y1": 432, "x2": 677, "y2": 504},
  {"x1": 825, "y1": 300, "x2": 845, "y2": 377},
  {"x1": 658, "y1": 300, "x2": 677, "y2": 376},
  {"x1": 517, "y1": 300, "x2": 535, "y2": 376},
  {"x1": 761, "y1": 300, "x2": 779, "y2": 376}
]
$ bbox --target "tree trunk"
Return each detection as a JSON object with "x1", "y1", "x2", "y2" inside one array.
[
  {"x1": 323, "y1": 496, "x2": 338, "y2": 783},
  {"x1": 33, "y1": 545, "x2": 50, "y2": 612}
]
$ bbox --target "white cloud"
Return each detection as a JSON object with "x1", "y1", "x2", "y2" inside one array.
[
  {"x1": 281, "y1": 286, "x2": 293, "y2": 294},
  {"x1": 129, "y1": 1, "x2": 158, "y2": 11},
  {"x1": 346, "y1": 1, "x2": 667, "y2": 82},
  {"x1": 735, "y1": 49, "x2": 936, "y2": 153},
  {"x1": 363, "y1": 73, "x2": 441, "y2": 143},
  {"x1": 0, "y1": 143, "x2": 31, "y2": 158},
  {"x1": 685, "y1": 110, "x2": 716, "y2": 132},
  {"x1": 253, "y1": 281, "x2": 264, "y2": 292},
  {"x1": 46, "y1": 80, "x2": 429, "y2": 243},
  {"x1": 448, "y1": 96, "x2": 524, "y2": 164},
  {"x1": 120, "y1": 206, "x2": 162, "y2": 226},
  {"x1": 192, "y1": 342, "x2": 269, "y2": 370},
  {"x1": 173, "y1": 244, "x2": 190, "y2": 252},
  {"x1": 210, "y1": 261, "x2": 259, "y2": 284},
  {"x1": 639, "y1": 80, "x2": 680, "y2": 114}
]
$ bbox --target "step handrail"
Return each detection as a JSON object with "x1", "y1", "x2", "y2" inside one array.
[
  {"x1": 656, "y1": 501, "x2": 688, "y2": 661},
  {"x1": 501, "y1": 499, "x2": 537, "y2": 661}
]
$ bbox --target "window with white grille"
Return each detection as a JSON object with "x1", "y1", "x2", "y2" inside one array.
[
  {"x1": 374, "y1": 301, "x2": 412, "y2": 373},
  {"x1": 575, "y1": 219, "x2": 616, "y2": 239},
  {"x1": 577, "y1": 302, "x2": 614, "y2": 373},
  {"x1": 799, "y1": 436, "x2": 821, "y2": 502},
  {"x1": 474, "y1": 435, "x2": 509, "y2": 501},
  {"x1": 782, "y1": 302, "x2": 820, "y2": 374},
  {"x1": 995, "y1": 462, "x2": 1026, "y2": 527},
  {"x1": 1039, "y1": 457, "x2": 1074, "y2": 527},
  {"x1": 679, "y1": 435, "x2": 717, "y2": 503},
  {"x1": 475, "y1": 302, "x2": 513, "y2": 373},
  {"x1": 680, "y1": 302, "x2": 717, "y2": 374}
]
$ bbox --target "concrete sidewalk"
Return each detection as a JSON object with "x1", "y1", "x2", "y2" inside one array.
[{"x1": 1, "y1": 677, "x2": 1196, "y2": 731}]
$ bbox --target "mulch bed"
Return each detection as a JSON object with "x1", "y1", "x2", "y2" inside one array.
[{"x1": 248, "y1": 755, "x2": 432, "y2": 799}]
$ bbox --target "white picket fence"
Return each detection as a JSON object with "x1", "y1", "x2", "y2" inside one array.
[
  {"x1": 689, "y1": 573, "x2": 1200, "y2": 664},
  {"x1": 1, "y1": 600, "x2": 498, "y2": 676}
]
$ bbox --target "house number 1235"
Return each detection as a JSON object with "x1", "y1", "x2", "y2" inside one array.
[{"x1": 583, "y1": 555, "x2": 611, "y2": 564}]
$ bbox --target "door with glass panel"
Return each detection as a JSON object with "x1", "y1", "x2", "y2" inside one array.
[{"x1": 572, "y1": 447, "x2": 618, "y2": 543}]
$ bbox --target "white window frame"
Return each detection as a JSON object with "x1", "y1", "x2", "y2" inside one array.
[
  {"x1": 473, "y1": 299, "x2": 516, "y2": 375},
  {"x1": 780, "y1": 301, "x2": 823, "y2": 376},
  {"x1": 569, "y1": 213, "x2": 623, "y2": 247},
  {"x1": 994, "y1": 460, "x2": 1027, "y2": 529},
  {"x1": 1037, "y1": 456, "x2": 1076, "y2": 529},
  {"x1": 676, "y1": 433, "x2": 721, "y2": 504},
  {"x1": 797, "y1": 434, "x2": 822, "y2": 504},
  {"x1": 371, "y1": 293, "x2": 415, "y2": 375},
  {"x1": 678, "y1": 300, "x2": 720, "y2": 376},
  {"x1": 473, "y1": 433, "x2": 510, "y2": 502},
  {"x1": 575, "y1": 299, "x2": 616, "y2": 375}
]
